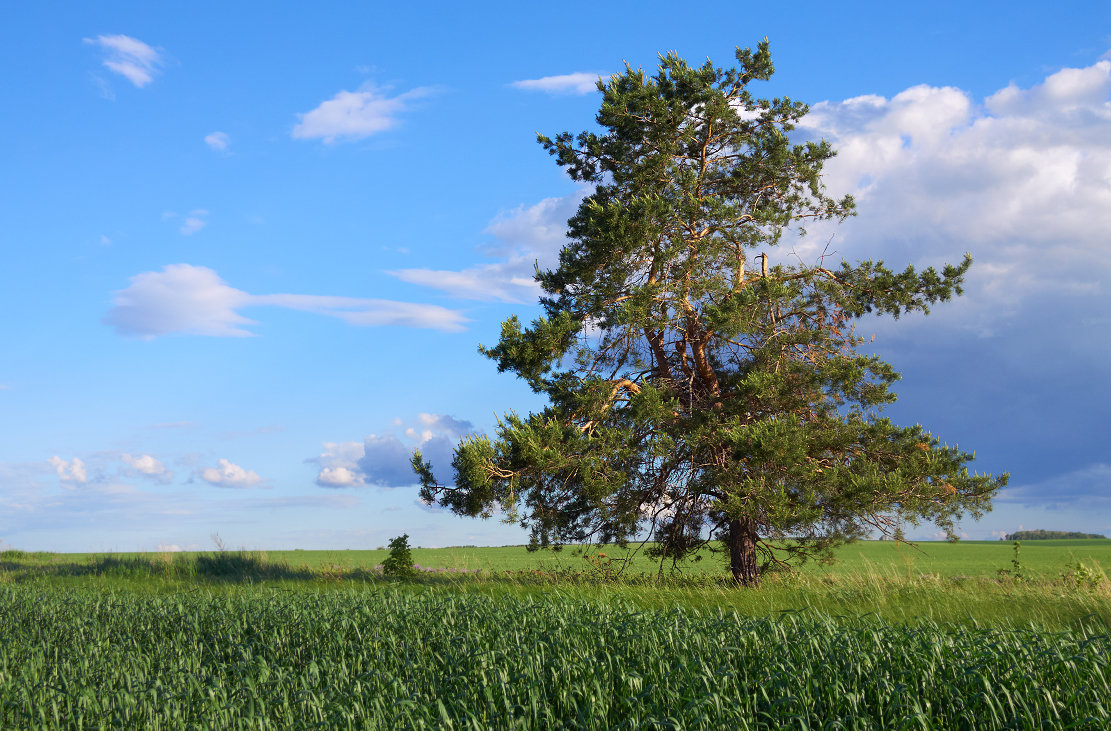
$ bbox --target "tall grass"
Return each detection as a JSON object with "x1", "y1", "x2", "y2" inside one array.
[
  {"x1": 1, "y1": 584, "x2": 1107, "y2": 729},
  {"x1": 3, "y1": 548, "x2": 1108, "y2": 628}
]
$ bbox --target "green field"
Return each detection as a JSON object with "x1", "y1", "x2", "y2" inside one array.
[
  {"x1": 264, "y1": 538, "x2": 1111, "y2": 578},
  {"x1": 23, "y1": 537, "x2": 1111, "y2": 577},
  {"x1": 2, "y1": 540, "x2": 1109, "y2": 728}
]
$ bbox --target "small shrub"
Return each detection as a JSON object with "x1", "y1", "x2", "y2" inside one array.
[
  {"x1": 319, "y1": 564, "x2": 345, "y2": 582},
  {"x1": 1061, "y1": 560, "x2": 1104, "y2": 591},
  {"x1": 382, "y1": 534, "x2": 415, "y2": 578},
  {"x1": 997, "y1": 541, "x2": 1027, "y2": 582}
]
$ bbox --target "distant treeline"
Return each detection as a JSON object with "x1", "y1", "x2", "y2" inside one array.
[{"x1": 1004, "y1": 530, "x2": 1107, "y2": 541}]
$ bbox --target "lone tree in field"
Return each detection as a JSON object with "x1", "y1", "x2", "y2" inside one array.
[{"x1": 413, "y1": 41, "x2": 1007, "y2": 586}]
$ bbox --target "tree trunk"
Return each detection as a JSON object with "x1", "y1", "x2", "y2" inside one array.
[{"x1": 728, "y1": 516, "x2": 760, "y2": 587}]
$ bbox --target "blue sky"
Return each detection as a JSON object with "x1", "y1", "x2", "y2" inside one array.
[{"x1": 2, "y1": 1, "x2": 1109, "y2": 552}]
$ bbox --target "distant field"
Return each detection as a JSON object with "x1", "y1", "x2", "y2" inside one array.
[
  {"x1": 47, "y1": 537, "x2": 1111, "y2": 578},
  {"x1": 7, "y1": 538, "x2": 1109, "y2": 628},
  {"x1": 272, "y1": 538, "x2": 1111, "y2": 579}
]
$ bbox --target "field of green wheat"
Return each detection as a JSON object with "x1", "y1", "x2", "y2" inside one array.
[{"x1": 1, "y1": 540, "x2": 1109, "y2": 728}]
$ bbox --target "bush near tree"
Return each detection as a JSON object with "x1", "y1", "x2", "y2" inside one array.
[
  {"x1": 413, "y1": 41, "x2": 1007, "y2": 586},
  {"x1": 382, "y1": 534, "x2": 416, "y2": 577}
]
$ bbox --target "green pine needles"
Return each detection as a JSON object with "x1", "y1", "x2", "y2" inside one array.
[{"x1": 413, "y1": 40, "x2": 1007, "y2": 586}]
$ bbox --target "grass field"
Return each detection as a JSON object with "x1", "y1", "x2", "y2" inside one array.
[
  {"x1": 273, "y1": 538, "x2": 1111, "y2": 578},
  {"x1": 20, "y1": 537, "x2": 1111, "y2": 577},
  {"x1": 2, "y1": 540, "x2": 1109, "y2": 728}
]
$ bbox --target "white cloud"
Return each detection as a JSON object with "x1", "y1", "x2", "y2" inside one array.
[
  {"x1": 251, "y1": 293, "x2": 469, "y2": 331},
  {"x1": 48, "y1": 456, "x2": 87, "y2": 484},
  {"x1": 511, "y1": 72, "x2": 606, "y2": 95},
  {"x1": 200, "y1": 458, "x2": 262, "y2": 489},
  {"x1": 791, "y1": 56, "x2": 1111, "y2": 340},
  {"x1": 121, "y1": 453, "x2": 173, "y2": 484},
  {"x1": 104, "y1": 264, "x2": 468, "y2": 338},
  {"x1": 157, "y1": 544, "x2": 183, "y2": 552},
  {"x1": 292, "y1": 84, "x2": 434, "y2": 143},
  {"x1": 311, "y1": 414, "x2": 474, "y2": 488},
  {"x1": 84, "y1": 34, "x2": 163, "y2": 88},
  {"x1": 391, "y1": 189, "x2": 588, "y2": 302},
  {"x1": 316, "y1": 466, "x2": 362, "y2": 487},
  {"x1": 987, "y1": 60, "x2": 1111, "y2": 120},
  {"x1": 204, "y1": 131, "x2": 230, "y2": 151},
  {"x1": 104, "y1": 264, "x2": 256, "y2": 338},
  {"x1": 310, "y1": 442, "x2": 366, "y2": 487}
]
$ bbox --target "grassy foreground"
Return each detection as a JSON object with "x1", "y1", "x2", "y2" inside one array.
[
  {"x1": 2, "y1": 583, "x2": 1109, "y2": 730},
  {"x1": 2, "y1": 541, "x2": 1109, "y2": 728}
]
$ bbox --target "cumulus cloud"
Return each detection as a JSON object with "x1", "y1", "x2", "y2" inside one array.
[
  {"x1": 311, "y1": 414, "x2": 475, "y2": 488},
  {"x1": 84, "y1": 34, "x2": 163, "y2": 88},
  {"x1": 316, "y1": 465, "x2": 363, "y2": 488},
  {"x1": 104, "y1": 264, "x2": 468, "y2": 338},
  {"x1": 199, "y1": 458, "x2": 262, "y2": 489},
  {"x1": 391, "y1": 189, "x2": 588, "y2": 302},
  {"x1": 204, "y1": 132, "x2": 230, "y2": 151},
  {"x1": 739, "y1": 54, "x2": 1111, "y2": 394},
  {"x1": 793, "y1": 59, "x2": 1111, "y2": 332},
  {"x1": 104, "y1": 264, "x2": 255, "y2": 338},
  {"x1": 48, "y1": 456, "x2": 87, "y2": 484},
  {"x1": 510, "y1": 72, "x2": 606, "y2": 95},
  {"x1": 292, "y1": 84, "x2": 434, "y2": 143},
  {"x1": 121, "y1": 453, "x2": 173, "y2": 484}
]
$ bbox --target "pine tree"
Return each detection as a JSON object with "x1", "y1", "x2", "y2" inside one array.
[{"x1": 413, "y1": 41, "x2": 1007, "y2": 586}]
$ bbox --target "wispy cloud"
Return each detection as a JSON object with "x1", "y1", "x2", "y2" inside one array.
[
  {"x1": 162, "y1": 209, "x2": 210, "y2": 235},
  {"x1": 996, "y1": 463, "x2": 1111, "y2": 509},
  {"x1": 199, "y1": 458, "x2": 262, "y2": 489},
  {"x1": 251, "y1": 293, "x2": 467, "y2": 329},
  {"x1": 292, "y1": 84, "x2": 434, "y2": 143},
  {"x1": 83, "y1": 34, "x2": 163, "y2": 88},
  {"x1": 104, "y1": 264, "x2": 469, "y2": 338},
  {"x1": 310, "y1": 413, "x2": 474, "y2": 488},
  {"x1": 510, "y1": 72, "x2": 606, "y2": 95},
  {"x1": 391, "y1": 189, "x2": 588, "y2": 302},
  {"x1": 180, "y1": 209, "x2": 208, "y2": 235},
  {"x1": 204, "y1": 132, "x2": 230, "y2": 151}
]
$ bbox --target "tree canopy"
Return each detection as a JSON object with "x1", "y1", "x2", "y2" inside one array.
[
  {"x1": 1004, "y1": 530, "x2": 1106, "y2": 541},
  {"x1": 413, "y1": 41, "x2": 1007, "y2": 585}
]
